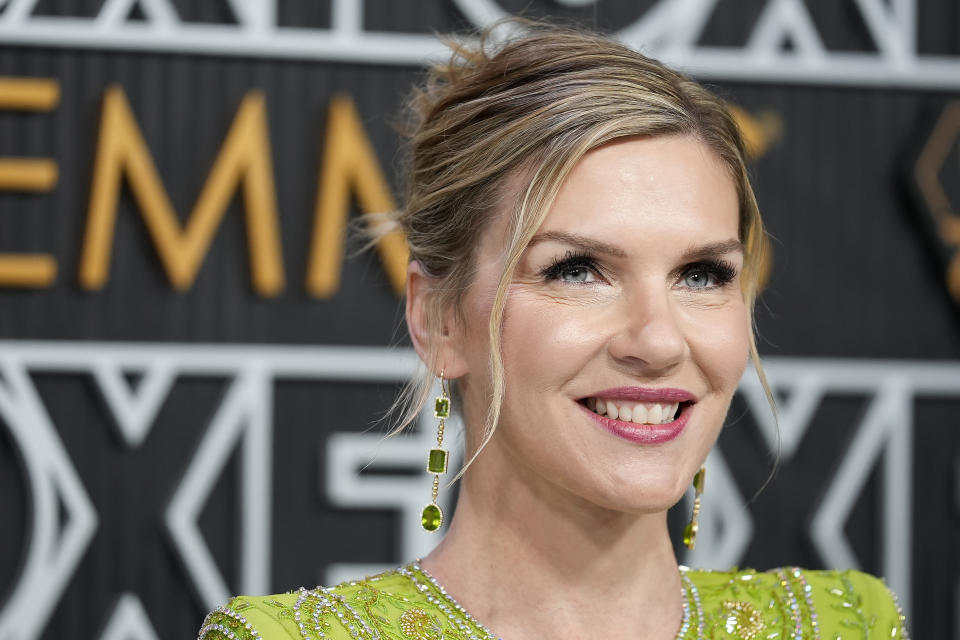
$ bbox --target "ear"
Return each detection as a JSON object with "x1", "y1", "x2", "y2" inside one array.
[{"x1": 405, "y1": 260, "x2": 469, "y2": 379}]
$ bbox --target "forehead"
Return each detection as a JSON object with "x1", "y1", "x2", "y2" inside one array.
[
  {"x1": 541, "y1": 134, "x2": 740, "y2": 242},
  {"x1": 473, "y1": 134, "x2": 741, "y2": 272}
]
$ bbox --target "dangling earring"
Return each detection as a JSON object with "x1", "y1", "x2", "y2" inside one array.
[
  {"x1": 683, "y1": 466, "x2": 705, "y2": 550},
  {"x1": 421, "y1": 370, "x2": 450, "y2": 532}
]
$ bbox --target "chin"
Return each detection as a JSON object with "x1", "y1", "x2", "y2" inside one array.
[{"x1": 578, "y1": 471, "x2": 692, "y2": 516}]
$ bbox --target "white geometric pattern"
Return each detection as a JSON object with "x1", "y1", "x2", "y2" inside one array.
[
  {"x1": 757, "y1": 358, "x2": 960, "y2": 619},
  {"x1": 748, "y1": 0, "x2": 827, "y2": 59},
  {"x1": 0, "y1": 341, "x2": 418, "y2": 640},
  {"x1": 98, "y1": 593, "x2": 160, "y2": 640},
  {"x1": 0, "y1": 359, "x2": 98, "y2": 640},
  {"x1": 325, "y1": 378, "x2": 464, "y2": 586},
  {"x1": 0, "y1": 0, "x2": 957, "y2": 89},
  {"x1": 810, "y1": 377, "x2": 913, "y2": 615},
  {"x1": 91, "y1": 358, "x2": 176, "y2": 448},
  {"x1": 165, "y1": 367, "x2": 274, "y2": 610},
  {"x1": 0, "y1": 342, "x2": 958, "y2": 639},
  {"x1": 683, "y1": 448, "x2": 753, "y2": 572},
  {"x1": 739, "y1": 368, "x2": 823, "y2": 458}
]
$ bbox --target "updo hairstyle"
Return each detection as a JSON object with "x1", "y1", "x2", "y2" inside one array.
[{"x1": 377, "y1": 21, "x2": 771, "y2": 465}]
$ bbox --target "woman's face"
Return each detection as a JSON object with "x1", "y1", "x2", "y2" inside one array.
[{"x1": 452, "y1": 134, "x2": 750, "y2": 514}]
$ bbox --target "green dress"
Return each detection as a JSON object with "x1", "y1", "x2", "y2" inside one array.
[{"x1": 197, "y1": 563, "x2": 908, "y2": 640}]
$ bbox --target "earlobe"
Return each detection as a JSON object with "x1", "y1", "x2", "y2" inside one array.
[{"x1": 405, "y1": 261, "x2": 469, "y2": 379}]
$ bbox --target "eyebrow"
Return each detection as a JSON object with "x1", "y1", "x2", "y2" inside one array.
[
  {"x1": 680, "y1": 239, "x2": 744, "y2": 261},
  {"x1": 527, "y1": 232, "x2": 743, "y2": 261},
  {"x1": 527, "y1": 231, "x2": 628, "y2": 258}
]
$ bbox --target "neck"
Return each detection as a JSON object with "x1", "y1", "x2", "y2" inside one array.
[{"x1": 422, "y1": 438, "x2": 684, "y2": 640}]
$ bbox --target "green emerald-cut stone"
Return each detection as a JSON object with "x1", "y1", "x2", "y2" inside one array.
[
  {"x1": 421, "y1": 503, "x2": 443, "y2": 531},
  {"x1": 683, "y1": 522, "x2": 697, "y2": 548},
  {"x1": 434, "y1": 396, "x2": 450, "y2": 418},
  {"x1": 427, "y1": 448, "x2": 448, "y2": 474}
]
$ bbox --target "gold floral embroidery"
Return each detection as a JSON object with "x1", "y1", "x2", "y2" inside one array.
[
  {"x1": 200, "y1": 566, "x2": 907, "y2": 640},
  {"x1": 354, "y1": 584, "x2": 380, "y2": 605},
  {"x1": 711, "y1": 600, "x2": 766, "y2": 640},
  {"x1": 399, "y1": 608, "x2": 442, "y2": 640}
]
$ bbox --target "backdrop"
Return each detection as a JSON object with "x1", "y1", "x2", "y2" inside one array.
[{"x1": 1, "y1": 1, "x2": 959, "y2": 639}]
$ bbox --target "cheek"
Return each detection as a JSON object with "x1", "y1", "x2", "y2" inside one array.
[
  {"x1": 686, "y1": 301, "x2": 751, "y2": 393},
  {"x1": 500, "y1": 291, "x2": 607, "y2": 386}
]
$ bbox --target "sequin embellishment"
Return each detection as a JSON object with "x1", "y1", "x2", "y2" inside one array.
[
  {"x1": 292, "y1": 586, "x2": 379, "y2": 639},
  {"x1": 196, "y1": 566, "x2": 908, "y2": 640},
  {"x1": 714, "y1": 601, "x2": 765, "y2": 640},
  {"x1": 400, "y1": 563, "x2": 497, "y2": 640},
  {"x1": 197, "y1": 606, "x2": 263, "y2": 640},
  {"x1": 399, "y1": 608, "x2": 442, "y2": 640}
]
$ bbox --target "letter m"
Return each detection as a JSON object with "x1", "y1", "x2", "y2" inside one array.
[{"x1": 80, "y1": 86, "x2": 284, "y2": 295}]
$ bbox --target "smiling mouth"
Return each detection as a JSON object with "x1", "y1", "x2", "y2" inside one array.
[{"x1": 580, "y1": 398, "x2": 691, "y2": 424}]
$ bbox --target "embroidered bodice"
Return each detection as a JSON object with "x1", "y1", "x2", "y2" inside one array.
[{"x1": 197, "y1": 563, "x2": 908, "y2": 640}]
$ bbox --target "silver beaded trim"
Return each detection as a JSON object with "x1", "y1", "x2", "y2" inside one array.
[
  {"x1": 197, "y1": 606, "x2": 263, "y2": 640},
  {"x1": 674, "y1": 577, "x2": 692, "y2": 639},
  {"x1": 408, "y1": 562, "x2": 704, "y2": 640},
  {"x1": 884, "y1": 581, "x2": 911, "y2": 640},
  {"x1": 677, "y1": 570, "x2": 704, "y2": 639},
  {"x1": 198, "y1": 623, "x2": 236, "y2": 640},
  {"x1": 777, "y1": 569, "x2": 804, "y2": 639},
  {"x1": 400, "y1": 563, "x2": 499, "y2": 640},
  {"x1": 788, "y1": 567, "x2": 821, "y2": 640},
  {"x1": 292, "y1": 586, "x2": 379, "y2": 640}
]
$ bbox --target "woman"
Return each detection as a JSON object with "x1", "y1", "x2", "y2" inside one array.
[{"x1": 199, "y1": 22, "x2": 907, "y2": 640}]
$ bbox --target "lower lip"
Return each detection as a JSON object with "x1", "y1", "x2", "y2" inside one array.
[{"x1": 579, "y1": 402, "x2": 691, "y2": 444}]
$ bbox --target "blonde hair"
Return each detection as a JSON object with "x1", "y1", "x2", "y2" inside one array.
[{"x1": 377, "y1": 21, "x2": 772, "y2": 466}]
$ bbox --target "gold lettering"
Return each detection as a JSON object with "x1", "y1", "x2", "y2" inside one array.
[
  {"x1": 949, "y1": 255, "x2": 960, "y2": 301},
  {"x1": 0, "y1": 77, "x2": 60, "y2": 110},
  {"x1": 0, "y1": 255, "x2": 57, "y2": 287},
  {"x1": 729, "y1": 105, "x2": 782, "y2": 160},
  {"x1": 0, "y1": 77, "x2": 60, "y2": 288},
  {"x1": 0, "y1": 158, "x2": 58, "y2": 191},
  {"x1": 80, "y1": 86, "x2": 285, "y2": 295},
  {"x1": 307, "y1": 95, "x2": 407, "y2": 298},
  {"x1": 915, "y1": 102, "x2": 960, "y2": 304}
]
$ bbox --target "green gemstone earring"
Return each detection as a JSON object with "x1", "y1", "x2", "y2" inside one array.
[
  {"x1": 421, "y1": 370, "x2": 450, "y2": 532},
  {"x1": 683, "y1": 466, "x2": 705, "y2": 550}
]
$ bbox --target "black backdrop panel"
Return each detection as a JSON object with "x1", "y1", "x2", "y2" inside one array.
[{"x1": 1, "y1": 1, "x2": 959, "y2": 639}]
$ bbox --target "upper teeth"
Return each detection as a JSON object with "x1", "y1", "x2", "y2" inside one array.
[{"x1": 587, "y1": 399, "x2": 680, "y2": 424}]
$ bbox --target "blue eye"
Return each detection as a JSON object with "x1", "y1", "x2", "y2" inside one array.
[
  {"x1": 680, "y1": 260, "x2": 737, "y2": 290},
  {"x1": 541, "y1": 252, "x2": 602, "y2": 284},
  {"x1": 559, "y1": 264, "x2": 596, "y2": 283},
  {"x1": 682, "y1": 267, "x2": 716, "y2": 289}
]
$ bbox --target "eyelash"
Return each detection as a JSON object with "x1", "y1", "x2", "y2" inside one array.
[
  {"x1": 539, "y1": 253, "x2": 738, "y2": 289},
  {"x1": 681, "y1": 259, "x2": 738, "y2": 289},
  {"x1": 539, "y1": 251, "x2": 602, "y2": 283}
]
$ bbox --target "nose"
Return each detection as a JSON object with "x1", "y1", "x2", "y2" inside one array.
[{"x1": 606, "y1": 288, "x2": 689, "y2": 374}]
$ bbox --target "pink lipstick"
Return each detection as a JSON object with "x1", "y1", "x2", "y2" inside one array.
[
  {"x1": 584, "y1": 386, "x2": 695, "y2": 403},
  {"x1": 579, "y1": 387, "x2": 695, "y2": 445}
]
